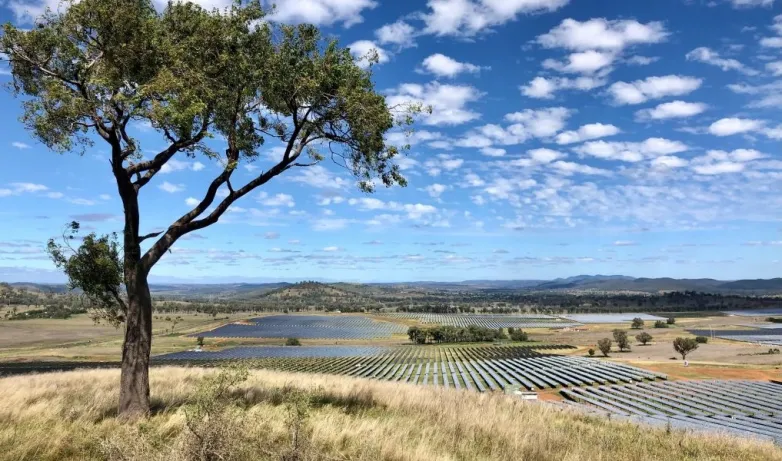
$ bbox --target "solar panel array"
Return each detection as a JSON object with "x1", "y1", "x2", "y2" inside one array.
[
  {"x1": 195, "y1": 315, "x2": 407, "y2": 339},
  {"x1": 723, "y1": 308, "x2": 782, "y2": 317},
  {"x1": 561, "y1": 314, "x2": 667, "y2": 324},
  {"x1": 562, "y1": 380, "x2": 782, "y2": 444},
  {"x1": 156, "y1": 344, "x2": 665, "y2": 392},
  {"x1": 156, "y1": 345, "x2": 391, "y2": 360},
  {"x1": 379, "y1": 313, "x2": 582, "y2": 329},
  {"x1": 688, "y1": 328, "x2": 782, "y2": 347}
]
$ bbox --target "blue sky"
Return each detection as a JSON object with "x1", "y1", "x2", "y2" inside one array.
[{"x1": 1, "y1": 0, "x2": 781, "y2": 283}]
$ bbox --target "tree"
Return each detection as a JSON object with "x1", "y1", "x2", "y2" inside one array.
[
  {"x1": 631, "y1": 317, "x2": 644, "y2": 329},
  {"x1": 509, "y1": 329, "x2": 528, "y2": 342},
  {"x1": 673, "y1": 337, "x2": 699, "y2": 360},
  {"x1": 285, "y1": 337, "x2": 301, "y2": 346},
  {"x1": 654, "y1": 320, "x2": 668, "y2": 328},
  {"x1": 5, "y1": 0, "x2": 418, "y2": 417},
  {"x1": 667, "y1": 317, "x2": 676, "y2": 325},
  {"x1": 597, "y1": 338, "x2": 612, "y2": 357},
  {"x1": 196, "y1": 336, "x2": 205, "y2": 347},
  {"x1": 695, "y1": 336, "x2": 708, "y2": 344},
  {"x1": 613, "y1": 329, "x2": 630, "y2": 352},
  {"x1": 636, "y1": 331, "x2": 653, "y2": 345}
]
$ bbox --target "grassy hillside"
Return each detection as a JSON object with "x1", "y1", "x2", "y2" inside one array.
[{"x1": 1, "y1": 368, "x2": 780, "y2": 461}]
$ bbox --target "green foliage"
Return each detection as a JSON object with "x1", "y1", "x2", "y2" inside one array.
[
  {"x1": 654, "y1": 320, "x2": 668, "y2": 328},
  {"x1": 407, "y1": 325, "x2": 508, "y2": 344},
  {"x1": 588, "y1": 348, "x2": 595, "y2": 357},
  {"x1": 612, "y1": 329, "x2": 630, "y2": 352},
  {"x1": 196, "y1": 336, "x2": 205, "y2": 347},
  {"x1": 597, "y1": 338, "x2": 612, "y2": 357},
  {"x1": 631, "y1": 317, "x2": 644, "y2": 329},
  {"x1": 496, "y1": 328, "x2": 508, "y2": 340},
  {"x1": 636, "y1": 331, "x2": 653, "y2": 345},
  {"x1": 285, "y1": 337, "x2": 302, "y2": 346},
  {"x1": 766, "y1": 317, "x2": 782, "y2": 323},
  {"x1": 695, "y1": 336, "x2": 708, "y2": 344},
  {"x1": 46, "y1": 222, "x2": 125, "y2": 326},
  {"x1": 509, "y1": 329, "x2": 529, "y2": 342},
  {"x1": 673, "y1": 337, "x2": 699, "y2": 359},
  {"x1": 667, "y1": 317, "x2": 676, "y2": 325}
]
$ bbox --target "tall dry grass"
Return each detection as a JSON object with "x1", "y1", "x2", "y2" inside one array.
[{"x1": 0, "y1": 367, "x2": 780, "y2": 461}]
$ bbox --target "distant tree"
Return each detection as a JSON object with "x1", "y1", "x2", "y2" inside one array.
[
  {"x1": 496, "y1": 328, "x2": 508, "y2": 340},
  {"x1": 631, "y1": 318, "x2": 644, "y2": 329},
  {"x1": 695, "y1": 336, "x2": 708, "y2": 344},
  {"x1": 667, "y1": 317, "x2": 676, "y2": 325},
  {"x1": 636, "y1": 331, "x2": 653, "y2": 346},
  {"x1": 507, "y1": 327, "x2": 515, "y2": 335},
  {"x1": 588, "y1": 348, "x2": 595, "y2": 357},
  {"x1": 673, "y1": 337, "x2": 699, "y2": 360},
  {"x1": 597, "y1": 338, "x2": 612, "y2": 357},
  {"x1": 654, "y1": 320, "x2": 668, "y2": 328},
  {"x1": 6, "y1": 0, "x2": 420, "y2": 418},
  {"x1": 285, "y1": 338, "x2": 301, "y2": 346},
  {"x1": 196, "y1": 336, "x2": 205, "y2": 347},
  {"x1": 613, "y1": 329, "x2": 630, "y2": 352}
]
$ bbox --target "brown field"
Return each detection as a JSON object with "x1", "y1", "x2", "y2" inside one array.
[{"x1": 1, "y1": 367, "x2": 780, "y2": 461}]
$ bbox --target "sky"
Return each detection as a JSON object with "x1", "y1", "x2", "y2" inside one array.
[{"x1": 1, "y1": 0, "x2": 781, "y2": 284}]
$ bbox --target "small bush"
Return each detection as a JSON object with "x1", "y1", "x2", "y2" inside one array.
[
  {"x1": 588, "y1": 348, "x2": 595, "y2": 357},
  {"x1": 509, "y1": 329, "x2": 528, "y2": 342},
  {"x1": 631, "y1": 317, "x2": 644, "y2": 329},
  {"x1": 667, "y1": 317, "x2": 676, "y2": 325},
  {"x1": 286, "y1": 338, "x2": 302, "y2": 346},
  {"x1": 654, "y1": 320, "x2": 668, "y2": 328},
  {"x1": 636, "y1": 331, "x2": 653, "y2": 345},
  {"x1": 196, "y1": 336, "x2": 205, "y2": 347},
  {"x1": 695, "y1": 336, "x2": 708, "y2": 344}
]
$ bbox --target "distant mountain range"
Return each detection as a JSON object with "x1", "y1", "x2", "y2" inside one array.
[{"x1": 7, "y1": 275, "x2": 782, "y2": 295}]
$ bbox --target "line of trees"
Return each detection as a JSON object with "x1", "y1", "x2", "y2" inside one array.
[{"x1": 407, "y1": 326, "x2": 528, "y2": 344}]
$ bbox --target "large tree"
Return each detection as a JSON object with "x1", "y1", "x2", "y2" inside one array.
[{"x1": 2, "y1": 0, "x2": 416, "y2": 417}]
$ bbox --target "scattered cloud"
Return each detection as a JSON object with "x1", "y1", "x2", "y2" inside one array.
[
  {"x1": 636, "y1": 100, "x2": 707, "y2": 120},
  {"x1": 11, "y1": 142, "x2": 30, "y2": 149},
  {"x1": 421, "y1": 0, "x2": 569, "y2": 37},
  {"x1": 555, "y1": 123, "x2": 620, "y2": 144},
  {"x1": 386, "y1": 82, "x2": 482, "y2": 125},
  {"x1": 420, "y1": 54, "x2": 484, "y2": 78},
  {"x1": 708, "y1": 117, "x2": 764, "y2": 136},
  {"x1": 348, "y1": 40, "x2": 390, "y2": 68},
  {"x1": 608, "y1": 75, "x2": 702, "y2": 105},
  {"x1": 159, "y1": 181, "x2": 185, "y2": 193},
  {"x1": 375, "y1": 20, "x2": 416, "y2": 48},
  {"x1": 685, "y1": 47, "x2": 757, "y2": 75},
  {"x1": 267, "y1": 0, "x2": 377, "y2": 27},
  {"x1": 536, "y1": 18, "x2": 668, "y2": 51}
]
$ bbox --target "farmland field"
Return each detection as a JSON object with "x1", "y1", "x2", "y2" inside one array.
[
  {"x1": 156, "y1": 344, "x2": 665, "y2": 392},
  {"x1": 563, "y1": 380, "x2": 782, "y2": 444},
  {"x1": 195, "y1": 314, "x2": 407, "y2": 339}
]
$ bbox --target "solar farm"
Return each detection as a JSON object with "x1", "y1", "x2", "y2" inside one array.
[
  {"x1": 156, "y1": 344, "x2": 666, "y2": 392},
  {"x1": 379, "y1": 313, "x2": 582, "y2": 329},
  {"x1": 195, "y1": 314, "x2": 407, "y2": 339},
  {"x1": 689, "y1": 328, "x2": 782, "y2": 347},
  {"x1": 563, "y1": 380, "x2": 782, "y2": 443}
]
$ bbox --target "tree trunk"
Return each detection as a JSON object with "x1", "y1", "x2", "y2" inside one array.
[{"x1": 118, "y1": 262, "x2": 153, "y2": 418}]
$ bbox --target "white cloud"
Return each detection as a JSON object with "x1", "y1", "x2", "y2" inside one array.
[
  {"x1": 528, "y1": 148, "x2": 565, "y2": 163},
  {"x1": 185, "y1": 197, "x2": 200, "y2": 206},
  {"x1": 685, "y1": 47, "x2": 757, "y2": 75},
  {"x1": 420, "y1": 54, "x2": 483, "y2": 78},
  {"x1": 652, "y1": 156, "x2": 688, "y2": 169},
  {"x1": 761, "y1": 37, "x2": 782, "y2": 47},
  {"x1": 636, "y1": 100, "x2": 707, "y2": 120},
  {"x1": 160, "y1": 159, "x2": 204, "y2": 174},
  {"x1": 375, "y1": 20, "x2": 416, "y2": 48},
  {"x1": 312, "y1": 218, "x2": 350, "y2": 231},
  {"x1": 766, "y1": 61, "x2": 782, "y2": 75},
  {"x1": 542, "y1": 50, "x2": 615, "y2": 74},
  {"x1": 47, "y1": 192, "x2": 64, "y2": 199},
  {"x1": 386, "y1": 82, "x2": 482, "y2": 125},
  {"x1": 575, "y1": 138, "x2": 688, "y2": 162},
  {"x1": 613, "y1": 240, "x2": 637, "y2": 246},
  {"x1": 555, "y1": 123, "x2": 620, "y2": 144},
  {"x1": 422, "y1": 0, "x2": 569, "y2": 37},
  {"x1": 99, "y1": 194, "x2": 111, "y2": 200},
  {"x1": 159, "y1": 181, "x2": 184, "y2": 193},
  {"x1": 11, "y1": 142, "x2": 30, "y2": 149},
  {"x1": 608, "y1": 75, "x2": 702, "y2": 105},
  {"x1": 520, "y1": 75, "x2": 606, "y2": 99},
  {"x1": 536, "y1": 18, "x2": 668, "y2": 51},
  {"x1": 267, "y1": 0, "x2": 377, "y2": 27},
  {"x1": 481, "y1": 147, "x2": 506, "y2": 157},
  {"x1": 425, "y1": 183, "x2": 448, "y2": 197},
  {"x1": 551, "y1": 161, "x2": 611, "y2": 176},
  {"x1": 348, "y1": 40, "x2": 390, "y2": 68},
  {"x1": 626, "y1": 56, "x2": 658, "y2": 66},
  {"x1": 322, "y1": 246, "x2": 341, "y2": 252},
  {"x1": 502, "y1": 107, "x2": 572, "y2": 138},
  {"x1": 291, "y1": 165, "x2": 349, "y2": 189},
  {"x1": 258, "y1": 192, "x2": 295, "y2": 208},
  {"x1": 693, "y1": 162, "x2": 745, "y2": 175},
  {"x1": 8, "y1": 182, "x2": 47, "y2": 193},
  {"x1": 708, "y1": 117, "x2": 765, "y2": 136},
  {"x1": 424, "y1": 154, "x2": 464, "y2": 176},
  {"x1": 690, "y1": 149, "x2": 764, "y2": 175},
  {"x1": 730, "y1": 0, "x2": 775, "y2": 7}
]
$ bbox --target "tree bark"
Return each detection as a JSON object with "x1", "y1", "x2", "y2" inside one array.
[{"x1": 118, "y1": 261, "x2": 153, "y2": 417}]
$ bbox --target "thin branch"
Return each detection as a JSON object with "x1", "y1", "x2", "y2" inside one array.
[{"x1": 138, "y1": 231, "x2": 163, "y2": 242}]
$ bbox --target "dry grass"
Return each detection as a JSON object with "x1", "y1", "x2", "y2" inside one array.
[{"x1": 1, "y1": 367, "x2": 781, "y2": 461}]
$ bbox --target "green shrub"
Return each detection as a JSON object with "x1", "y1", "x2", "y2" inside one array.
[
  {"x1": 695, "y1": 336, "x2": 708, "y2": 344},
  {"x1": 285, "y1": 338, "x2": 302, "y2": 346},
  {"x1": 588, "y1": 348, "x2": 595, "y2": 357},
  {"x1": 654, "y1": 320, "x2": 668, "y2": 328},
  {"x1": 509, "y1": 329, "x2": 528, "y2": 342},
  {"x1": 667, "y1": 317, "x2": 676, "y2": 325}
]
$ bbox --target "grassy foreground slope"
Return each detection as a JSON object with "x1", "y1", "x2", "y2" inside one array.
[{"x1": 1, "y1": 368, "x2": 781, "y2": 461}]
